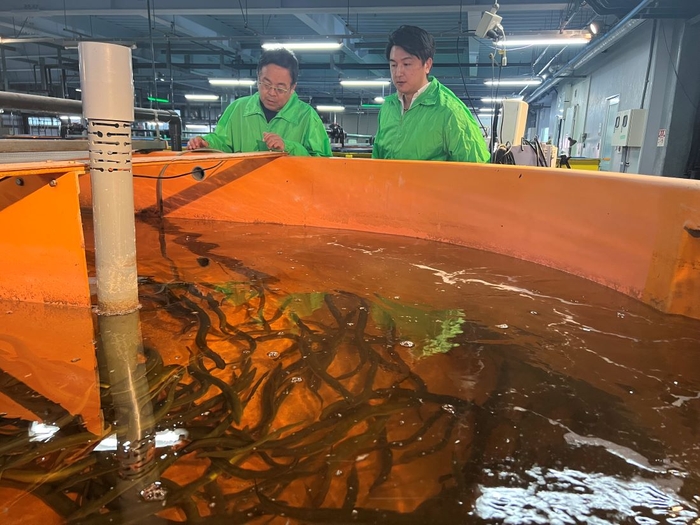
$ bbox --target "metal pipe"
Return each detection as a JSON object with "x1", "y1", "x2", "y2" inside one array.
[
  {"x1": 146, "y1": 0, "x2": 159, "y2": 106},
  {"x1": 39, "y1": 57, "x2": 47, "y2": 92},
  {"x1": 0, "y1": 90, "x2": 182, "y2": 150},
  {"x1": 0, "y1": 47, "x2": 8, "y2": 92},
  {"x1": 79, "y1": 42, "x2": 139, "y2": 315},
  {"x1": 527, "y1": 0, "x2": 655, "y2": 103},
  {"x1": 169, "y1": 115, "x2": 182, "y2": 151}
]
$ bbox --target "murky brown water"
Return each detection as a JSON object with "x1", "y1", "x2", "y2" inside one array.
[{"x1": 1, "y1": 215, "x2": 700, "y2": 524}]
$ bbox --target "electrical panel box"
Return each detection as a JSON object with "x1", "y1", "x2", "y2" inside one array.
[
  {"x1": 611, "y1": 109, "x2": 646, "y2": 147},
  {"x1": 499, "y1": 100, "x2": 529, "y2": 146}
]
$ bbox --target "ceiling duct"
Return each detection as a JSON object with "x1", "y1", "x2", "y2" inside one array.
[
  {"x1": 526, "y1": 0, "x2": 655, "y2": 103},
  {"x1": 588, "y1": 0, "x2": 700, "y2": 18},
  {"x1": 586, "y1": 0, "x2": 641, "y2": 16}
]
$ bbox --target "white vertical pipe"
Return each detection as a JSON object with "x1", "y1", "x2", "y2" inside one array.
[{"x1": 79, "y1": 42, "x2": 139, "y2": 315}]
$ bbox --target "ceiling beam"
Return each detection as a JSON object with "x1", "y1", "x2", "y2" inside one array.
[{"x1": 0, "y1": 0, "x2": 570, "y2": 18}]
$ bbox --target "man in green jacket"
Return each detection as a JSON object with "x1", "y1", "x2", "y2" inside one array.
[
  {"x1": 187, "y1": 48, "x2": 331, "y2": 156},
  {"x1": 372, "y1": 25, "x2": 489, "y2": 163}
]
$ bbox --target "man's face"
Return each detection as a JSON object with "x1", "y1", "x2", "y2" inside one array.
[
  {"x1": 389, "y1": 45, "x2": 432, "y2": 98},
  {"x1": 258, "y1": 64, "x2": 295, "y2": 112}
]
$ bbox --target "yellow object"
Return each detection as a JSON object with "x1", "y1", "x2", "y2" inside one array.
[{"x1": 569, "y1": 158, "x2": 600, "y2": 171}]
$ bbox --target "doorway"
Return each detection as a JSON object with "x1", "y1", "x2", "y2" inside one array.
[{"x1": 599, "y1": 95, "x2": 620, "y2": 171}]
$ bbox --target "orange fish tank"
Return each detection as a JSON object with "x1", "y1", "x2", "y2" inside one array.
[{"x1": 1, "y1": 152, "x2": 699, "y2": 524}]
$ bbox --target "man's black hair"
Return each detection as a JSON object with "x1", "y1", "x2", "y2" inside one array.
[
  {"x1": 257, "y1": 48, "x2": 299, "y2": 85},
  {"x1": 385, "y1": 25, "x2": 436, "y2": 63}
]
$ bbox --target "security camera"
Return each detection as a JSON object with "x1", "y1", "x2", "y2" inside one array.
[
  {"x1": 475, "y1": 3, "x2": 503, "y2": 39},
  {"x1": 476, "y1": 12, "x2": 502, "y2": 39}
]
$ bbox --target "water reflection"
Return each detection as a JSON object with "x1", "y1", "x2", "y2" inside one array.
[
  {"x1": 475, "y1": 466, "x2": 698, "y2": 524},
  {"x1": 1, "y1": 218, "x2": 699, "y2": 524}
]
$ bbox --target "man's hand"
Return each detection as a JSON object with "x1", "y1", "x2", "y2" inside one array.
[
  {"x1": 263, "y1": 132, "x2": 285, "y2": 151},
  {"x1": 187, "y1": 136, "x2": 209, "y2": 150}
]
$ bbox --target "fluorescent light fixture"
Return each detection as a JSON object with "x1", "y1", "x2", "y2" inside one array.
[
  {"x1": 184, "y1": 94, "x2": 220, "y2": 101},
  {"x1": 75, "y1": 88, "x2": 81, "y2": 92},
  {"x1": 497, "y1": 37, "x2": 590, "y2": 47},
  {"x1": 484, "y1": 78, "x2": 542, "y2": 86},
  {"x1": 479, "y1": 108, "x2": 497, "y2": 113},
  {"x1": 185, "y1": 124, "x2": 211, "y2": 132},
  {"x1": 262, "y1": 42, "x2": 342, "y2": 51},
  {"x1": 481, "y1": 96, "x2": 524, "y2": 103},
  {"x1": 316, "y1": 105, "x2": 345, "y2": 112},
  {"x1": 208, "y1": 78, "x2": 255, "y2": 86},
  {"x1": 374, "y1": 96, "x2": 385, "y2": 103},
  {"x1": 340, "y1": 80, "x2": 391, "y2": 87},
  {"x1": 589, "y1": 22, "x2": 599, "y2": 35}
]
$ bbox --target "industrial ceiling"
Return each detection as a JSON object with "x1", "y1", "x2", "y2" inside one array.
[{"x1": 1, "y1": 0, "x2": 698, "y2": 114}]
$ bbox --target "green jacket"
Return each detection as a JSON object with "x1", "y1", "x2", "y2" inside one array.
[
  {"x1": 372, "y1": 77, "x2": 489, "y2": 163},
  {"x1": 202, "y1": 92, "x2": 331, "y2": 156}
]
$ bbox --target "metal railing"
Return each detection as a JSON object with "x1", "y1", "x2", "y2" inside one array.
[{"x1": 0, "y1": 91, "x2": 182, "y2": 151}]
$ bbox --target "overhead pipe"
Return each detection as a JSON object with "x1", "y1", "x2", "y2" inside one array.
[
  {"x1": 79, "y1": 42, "x2": 139, "y2": 315},
  {"x1": 586, "y1": 0, "x2": 637, "y2": 16},
  {"x1": 0, "y1": 90, "x2": 182, "y2": 150},
  {"x1": 527, "y1": 0, "x2": 656, "y2": 103},
  {"x1": 526, "y1": 2, "x2": 587, "y2": 96},
  {"x1": 0, "y1": 48, "x2": 8, "y2": 91}
]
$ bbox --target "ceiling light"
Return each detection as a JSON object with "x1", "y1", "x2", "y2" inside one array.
[
  {"x1": 484, "y1": 78, "x2": 543, "y2": 86},
  {"x1": 589, "y1": 22, "x2": 599, "y2": 35},
  {"x1": 208, "y1": 78, "x2": 255, "y2": 86},
  {"x1": 374, "y1": 96, "x2": 385, "y2": 103},
  {"x1": 316, "y1": 105, "x2": 345, "y2": 112},
  {"x1": 481, "y1": 96, "x2": 524, "y2": 103},
  {"x1": 479, "y1": 108, "x2": 497, "y2": 113},
  {"x1": 340, "y1": 80, "x2": 391, "y2": 87},
  {"x1": 262, "y1": 42, "x2": 342, "y2": 51},
  {"x1": 497, "y1": 37, "x2": 590, "y2": 47},
  {"x1": 185, "y1": 124, "x2": 211, "y2": 131},
  {"x1": 184, "y1": 94, "x2": 219, "y2": 101}
]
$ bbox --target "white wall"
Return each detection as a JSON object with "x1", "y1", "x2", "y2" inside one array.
[
  {"x1": 580, "y1": 21, "x2": 654, "y2": 173},
  {"x1": 535, "y1": 22, "x2": 652, "y2": 170},
  {"x1": 533, "y1": 19, "x2": 700, "y2": 176}
]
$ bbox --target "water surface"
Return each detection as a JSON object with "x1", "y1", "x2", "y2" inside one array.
[{"x1": 1, "y1": 216, "x2": 699, "y2": 524}]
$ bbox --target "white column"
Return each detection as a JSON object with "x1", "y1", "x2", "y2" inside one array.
[{"x1": 79, "y1": 42, "x2": 139, "y2": 315}]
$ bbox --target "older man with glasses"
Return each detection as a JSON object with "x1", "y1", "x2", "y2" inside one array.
[{"x1": 187, "y1": 48, "x2": 331, "y2": 156}]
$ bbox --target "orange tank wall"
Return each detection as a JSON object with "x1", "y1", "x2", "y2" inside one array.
[
  {"x1": 6, "y1": 151, "x2": 700, "y2": 320},
  {"x1": 0, "y1": 162, "x2": 90, "y2": 306},
  {"x1": 84, "y1": 152, "x2": 700, "y2": 320}
]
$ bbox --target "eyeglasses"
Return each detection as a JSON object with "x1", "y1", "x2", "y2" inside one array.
[{"x1": 257, "y1": 79, "x2": 290, "y2": 95}]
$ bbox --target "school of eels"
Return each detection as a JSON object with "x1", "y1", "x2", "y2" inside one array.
[{"x1": 0, "y1": 277, "x2": 480, "y2": 524}]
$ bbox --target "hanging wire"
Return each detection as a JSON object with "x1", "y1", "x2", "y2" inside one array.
[
  {"x1": 456, "y1": 35, "x2": 488, "y2": 138},
  {"x1": 238, "y1": 0, "x2": 249, "y2": 29}
]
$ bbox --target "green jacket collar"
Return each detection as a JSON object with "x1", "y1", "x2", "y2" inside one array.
[
  {"x1": 243, "y1": 92, "x2": 301, "y2": 124},
  {"x1": 387, "y1": 76, "x2": 439, "y2": 110}
]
